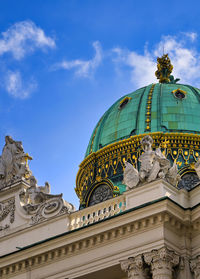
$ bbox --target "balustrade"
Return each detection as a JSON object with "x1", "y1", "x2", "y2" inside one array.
[{"x1": 70, "y1": 195, "x2": 126, "y2": 230}]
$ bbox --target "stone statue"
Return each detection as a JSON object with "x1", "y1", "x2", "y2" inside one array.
[
  {"x1": 0, "y1": 136, "x2": 32, "y2": 189},
  {"x1": 123, "y1": 135, "x2": 180, "y2": 190},
  {"x1": 194, "y1": 158, "x2": 200, "y2": 179},
  {"x1": 123, "y1": 162, "x2": 139, "y2": 190},
  {"x1": 19, "y1": 176, "x2": 75, "y2": 224}
]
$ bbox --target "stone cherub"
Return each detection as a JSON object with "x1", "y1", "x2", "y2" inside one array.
[
  {"x1": 123, "y1": 135, "x2": 180, "y2": 190},
  {"x1": 0, "y1": 136, "x2": 32, "y2": 187}
]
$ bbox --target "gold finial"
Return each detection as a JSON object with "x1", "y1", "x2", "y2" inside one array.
[
  {"x1": 155, "y1": 54, "x2": 173, "y2": 83},
  {"x1": 24, "y1": 153, "x2": 32, "y2": 166}
]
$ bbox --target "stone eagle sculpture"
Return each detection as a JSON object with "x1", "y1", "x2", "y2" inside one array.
[{"x1": 123, "y1": 135, "x2": 181, "y2": 190}]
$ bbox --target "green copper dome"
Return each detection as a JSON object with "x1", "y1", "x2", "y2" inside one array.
[
  {"x1": 86, "y1": 83, "x2": 200, "y2": 157},
  {"x1": 76, "y1": 55, "x2": 200, "y2": 209}
]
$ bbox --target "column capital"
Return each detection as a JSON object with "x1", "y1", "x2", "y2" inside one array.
[
  {"x1": 190, "y1": 256, "x2": 200, "y2": 279},
  {"x1": 144, "y1": 247, "x2": 179, "y2": 279},
  {"x1": 120, "y1": 255, "x2": 147, "y2": 279}
]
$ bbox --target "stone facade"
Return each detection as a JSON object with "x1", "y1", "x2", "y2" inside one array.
[
  {"x1": 0, "y1": 177, "x2": 200, "y2": 278},
  {"x1": 0, "y1": 136, "x2": 200, "y2": 278}
]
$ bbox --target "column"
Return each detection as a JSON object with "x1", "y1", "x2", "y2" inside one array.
[{"x1": 144, "y1": 247, "x2": 179, "y2": 279}]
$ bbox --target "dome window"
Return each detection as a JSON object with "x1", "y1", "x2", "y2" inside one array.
[
  {"x1": 172, "y1": 88, "x2": 187, "y2": 100},
  {"x1": 119, "y1": 96, "x2": 132, "y2": 109}
]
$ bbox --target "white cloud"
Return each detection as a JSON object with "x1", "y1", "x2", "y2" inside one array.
[
  {"x1": 5, "y1": 70, "x2": 37, "y2": 99},
  {"x1": 0, "y1": 20, "x2": 55, "y2": 60},
  {"x1": 182, "y1": 32, "x2": 197, "y2": 42},
  {"x1": 54, "y1": 41, "x2": 102, "y2": 77},
  {"x1": 112, "y1": 32, "x2": 200, "y2": 87}
]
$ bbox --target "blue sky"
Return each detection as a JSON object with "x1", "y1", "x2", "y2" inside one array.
[{"x1": 1, "y1": 0, "x2": 200, "y2": 208}]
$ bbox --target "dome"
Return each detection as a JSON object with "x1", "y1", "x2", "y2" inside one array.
[
  {"x1": 85, "y1": 83, "x2": 200, "y2": 157},
  {"x1": 76, "y1": 54, "x2": 200, "y2": 208}
]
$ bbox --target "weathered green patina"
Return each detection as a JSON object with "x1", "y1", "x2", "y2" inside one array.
[{"x1": 86, "y1": 83, "x2": 200, "y2": 157}]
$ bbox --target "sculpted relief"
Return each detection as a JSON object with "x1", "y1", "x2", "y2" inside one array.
[
  {"x1": 123, "y1": 135, "x2": 181, "y2": 190},
  {"x1": 0, "y1": 136, "x2": 75, "y2": 227},
  {"x1": 0, "y1": 198, "x2": 15, "y2": 230},
  {"x1": 19, "y1": 176, "x2": 75, "y2": 224}
]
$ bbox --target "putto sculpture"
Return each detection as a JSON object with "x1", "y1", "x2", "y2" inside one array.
[
  {"x1": 0, "y1": 136, "x2": 32, "y2": 189},
  {"x1": 123, "y1": 135, "x2": 181, "y2": 190}
]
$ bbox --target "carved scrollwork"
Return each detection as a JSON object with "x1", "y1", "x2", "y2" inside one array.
[
  {"x1": 20, "y1": 176, "x2": 75, "y2": 225},
  {"x1": 30, "y1": 198, "x2": 73, "y2": 225}
]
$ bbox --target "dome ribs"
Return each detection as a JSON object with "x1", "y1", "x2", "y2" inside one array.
[{"x1": 145, "y1": 84, "x2": 156, "y2": 132}]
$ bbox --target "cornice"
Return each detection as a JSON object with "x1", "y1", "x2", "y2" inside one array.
[{"x1": 0, "y1": 198, "x2": 194, "y2": 278}]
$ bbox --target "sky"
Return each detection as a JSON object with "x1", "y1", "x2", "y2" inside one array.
[{"x1": 1, "y1": 0, "x2": 200, "y2": 208}]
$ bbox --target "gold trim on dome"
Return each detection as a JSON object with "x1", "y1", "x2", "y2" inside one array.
[
  {"x1": 145, "y1": 84, "x2": 155, "y2": 132},
  {"x1": 171, "y1": 88, "x2": 187, "y2": 99},
  {"x1": 119, "y1": 96, "x2": 132, "y2": 105},
  {"x1": 76, "y1": 132, "x2": 200, "y2": 200}
]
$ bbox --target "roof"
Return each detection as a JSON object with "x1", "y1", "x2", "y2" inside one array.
[{"x1": 86, "y1": 83, "x2": 200, "y2": 157}]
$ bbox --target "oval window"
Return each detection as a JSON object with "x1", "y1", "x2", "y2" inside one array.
[{"x1": 119, "y1": 97, "x2": 131, "y2": 109}]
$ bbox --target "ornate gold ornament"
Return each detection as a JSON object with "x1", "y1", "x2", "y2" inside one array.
[
  {"x1": 155, "y1": 54, "x2": 173, "y2": 83},
  {"x1": 119, "y1": 96, "x2": 132, "y2": 109},
  {"x1": 145, "y1": 84, "x2": 155, "y2": 131}
]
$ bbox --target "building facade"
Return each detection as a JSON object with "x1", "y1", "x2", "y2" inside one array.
[{"x1": 1, "y1": 55, "x2": 200, "y2": 279}]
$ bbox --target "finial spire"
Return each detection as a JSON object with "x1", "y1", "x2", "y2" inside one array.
[{"x1": 155, "y1": 54, "x2": 173, "y2": 83}]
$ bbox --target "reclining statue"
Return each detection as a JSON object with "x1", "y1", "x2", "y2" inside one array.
[{"x1": 123, "y1": 135, "x2": 181, "y2": 190}]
